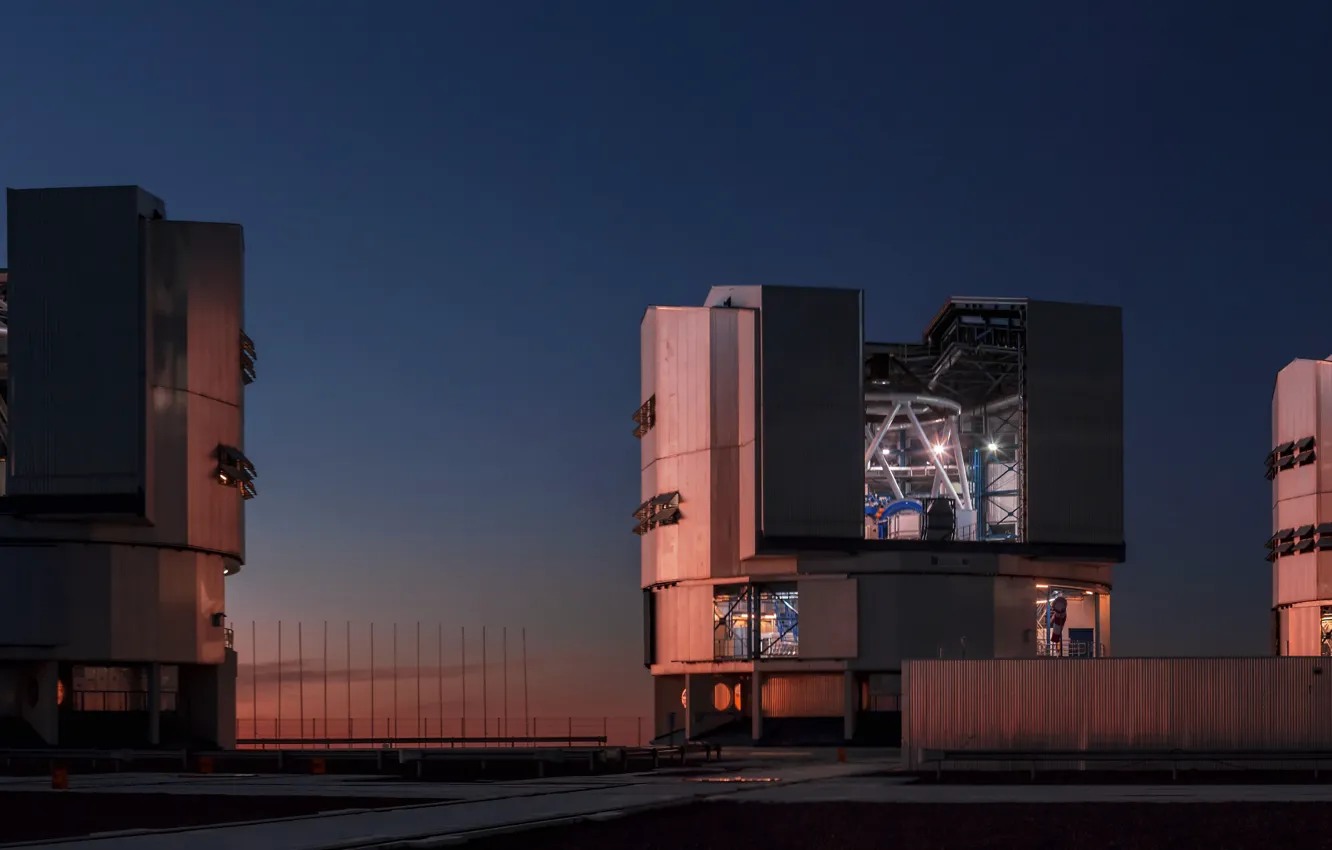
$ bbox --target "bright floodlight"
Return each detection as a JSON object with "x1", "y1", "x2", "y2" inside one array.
[
  {"x1": 932, "y1": 444, "x2": 946, "y2": 455},
  {"x1": 986, "y1": 442, "x2": 999, "y2": 452}
]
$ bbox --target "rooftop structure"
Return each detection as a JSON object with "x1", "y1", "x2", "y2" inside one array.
[
  {"x1": 1268, "y1": 357, "x2": 1332, "y2": 655},
  {"x1": 637, "y1": 285, "x2": 1124, "y2": 744},
  {"x1": 0, "y1": 186, "x2": 252, "y2": 748}
]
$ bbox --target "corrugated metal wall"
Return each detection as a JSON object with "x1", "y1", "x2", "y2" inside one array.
[
  {"x1": 904, "y1": 658, "x2": 1332, "y2": 767},
  {"x1": 1024, "y1": 301, "x2": 1124, "y2": 547},
  {"x1": 762, "y1": 673, "x2": 843, "y2": 718}
]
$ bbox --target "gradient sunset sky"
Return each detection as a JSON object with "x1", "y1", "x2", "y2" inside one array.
[{"x1": 1, "y1": 1, "x2": 1329, "y2": 722}]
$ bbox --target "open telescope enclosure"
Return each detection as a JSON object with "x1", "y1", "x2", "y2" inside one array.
[
  {"x1": 0, "y1": 186, "x2": 251, "y2": 749},
  {"x1": 636, "y1": 286, "x2": 1124, "y2": 746}
]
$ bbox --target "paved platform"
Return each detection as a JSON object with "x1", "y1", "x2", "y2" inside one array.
[{"x1": 10, "y1": 749, "x2": 1332, "y2": 848}]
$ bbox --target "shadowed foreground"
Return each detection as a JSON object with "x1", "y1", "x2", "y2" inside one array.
[
  {"x1": 0, "y1": 792, "x2": 448, "y2": 843},
  {"x1": 468, "y1": 801, "x2": 1332, "y2": 850}
]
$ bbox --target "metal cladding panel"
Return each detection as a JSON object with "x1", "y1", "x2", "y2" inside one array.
[
  {"x1": 641, "y1": 307, "x2": 712, "y2": 586},
  {"x1": 709, "y1": 308, "x2": 747, "y2": 577},
  {"x1": 852, "y1": 574, "x2": 903, "y2": 668},
  {"x1": 647, "y1": 307, "x2": 712, "y2": 460},
  {"x1": 639, "y1": 309, "x2": 659, "y2": 472},
  {"x1": 1271, "y1": 361, "x2": 1332, "y2": 611},
  {"x1": 762, "y1": 673, "x2": 843, "y2": 718},
  {"x1": 1285, "y1": 604, "x2": 1321, "y2": 655},
  {"x1": 797, "y1": 577, "x2": 858, "y2": 659},
  {"x1": 1273, "y1": 361, "x2": 1318, "y2": 504},
  {"x1": 146, "y1": 221, "x2": 245, "y2": 560},
  {"x1": 1320, "y1": 547, "x2": 1332, "y2": 600},
  {"x1": 654, "y1": 583, "x2": 714, "y2": 663},
  {"x1": 644, "y1": 451, "x2": 711, "y2": 583},
  {"x1": 709, "y1": 445, "x2": 741, "y2": 579},
  {"x1": 710, "y1": 309, "x2": 741, "y2": 449},
  {"x1": 993, "y1": 576, "x2": 1036, "y2": 658},
  {"x1": 1275, "y1": 553, "x2": 1317, "y2": 605},
  {"x1": 1024, "y1": 301, "x2": 1124, "y2": 548},
  {"x1": 898, "y1": 573, "x2": 996, "y2": 661},
  {"x1": 106, "y1": 547, "x2": 224, "y2": 664},
  {"x1": 172, "y1": 222, "x2": 245, "y2": 408},
  {"x1": 1273, "y1": 359, "x2": 1320, "y2": 447},
  {"x1": 185, "y1": 394, "x2": 245, "y2": 559},
  {"x1": 757, "y1": 286, "x2": 864, "y2": 539},
  {"x1": 903, "y1": 657, "x2": 1332, "y2": 767},
  {"x1": 735, "y1": 310, "x2": 759, "y2": 561},
  {"x1": 851, "y1": 571, "x2": 997, "y2": 669},
  {"x1": 4, "y1": 187, "x2": 162, "y2": 501},
  {"x1": 1316, "y1": 363, "x2": 1332, "y2": 499},
  {"x1": 1275, "y1": 492, "x2": 1318, "y2": 531},
  {"x1": 0, "y1": 546, "x2": 67, "y2": 646},
  {"x1": 1097, "y1": 593, "x2": 1111, "y2": 655}
]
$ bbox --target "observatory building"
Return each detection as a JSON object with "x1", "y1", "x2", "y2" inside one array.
[
  {"x1": 1268, "y1": 358, "x2": 1332, "y2": 655},
  {"x1": 0, "y1": 186, "x2": 253, "y2": 748},
  {"x1": 637, "y1": 286, "x2": 1124, "y2": 744}
]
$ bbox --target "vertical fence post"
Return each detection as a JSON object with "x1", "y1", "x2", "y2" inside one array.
[
  {"x1": 393, "y1": 623, "x2": 399, "y2": 747},
  {"x1": 323, "y1": 620, "x2": 328, "y2": 749},
  {"x1": 487, "y1": 628, "x2": 492, "y2": 740},
  {"x1": 460, "y1": 626, "x2": 467, "y2": 744},
  {"x1": 277, "y1": 621, "x2": 283, "y2": 741},
  {"x1": 437, "y1": 623, "x2": 443, "y2": 750},
  {"x1": 502, "y1": 626, "x2": 509, "y2": 743},
  {"x1": 252, "y1": 620, "x2": 258, "y2": 743},
  {"x1": 346, "y1": 621, "x2": 352, "y2": 747},
  {"x1": 370, "y1": 623, "x2": 376, "y2": 744},
  {"x1": 416, "y1": 621, "x2": 422, "y2": 743},
  {"x1": 521, "y1": 628, "x2": 529, "y2": 748},
  {"x1": 298, "y1": 622, "x2": 304, "y2": 740}
]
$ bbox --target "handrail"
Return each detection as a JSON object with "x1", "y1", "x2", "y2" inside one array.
[{"x1": 235, "y1": 735, "x2": 607, "y2": 747}]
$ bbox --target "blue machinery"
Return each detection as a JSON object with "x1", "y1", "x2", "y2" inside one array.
[
  {"x1": 864, "y1": 494, "x2": 923, "y2": 540},
  {"x1": 866, "y1": 448, "x2": 1018, "y2": 541}
]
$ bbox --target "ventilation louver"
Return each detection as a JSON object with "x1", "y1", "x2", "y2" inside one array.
[
  {"x1": 633, "y1": 491, "x2": 681, "y2": 535},
  {"x1": 215, "y1": 445, "x2": 257, "y2": 499},
  {"x1": 632, "y1": 396, "x2": 656, "y2": 439}
]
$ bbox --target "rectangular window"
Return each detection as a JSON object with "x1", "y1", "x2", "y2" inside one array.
[
  {"x1": 757, "y1": 586, "x2": 799, "y2": 657},
  {"x1": 713, "y1": 586, "x2": 751, "y2": 660},
  {"x1": 713, "y1": 585, "x2": 799, "y2": 659},
  {"x1": 70, "y1": 665, "x2": 179, "y2": 712}
]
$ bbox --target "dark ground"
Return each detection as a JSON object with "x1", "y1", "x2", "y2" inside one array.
[
  {"x1": 0, "y1": 792, "x2": 446, "y2": 843},
  {"x1": 466, "y1": 801, "x2": 1332, "y2": 850}
]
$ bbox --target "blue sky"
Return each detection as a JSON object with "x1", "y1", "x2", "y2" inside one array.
[{"x1": 1, "y1": 1, "x2": 1329, "y2": 714}]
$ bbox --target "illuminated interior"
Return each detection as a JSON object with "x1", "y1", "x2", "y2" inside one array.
[
  {"x1": 713, "y1": 585, "x2": 799, "y2": 660},
  {"x1": 864, "y1": 299, "x2": 1025, "y2": 543},
  {"x1": 1035, "y1": 585, "x2": 1102, "y2": 657}
]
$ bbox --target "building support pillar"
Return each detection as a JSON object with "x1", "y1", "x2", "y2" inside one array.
[
  {"x1": 148, "y1": 662, "x2": 161, "y2": 747},
  {"x1": 1093, "y1": 593, "x2": 1102, "y2": 658},
  {"x1": 683, "y1": 672, "x2": 693, "y2": 742},
  {"x1": 843, "y1": 671, "x2": 857, "y2": 742},
  {"x1": 751, "y1": 667, "x2": 763, "y2": 743}
]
